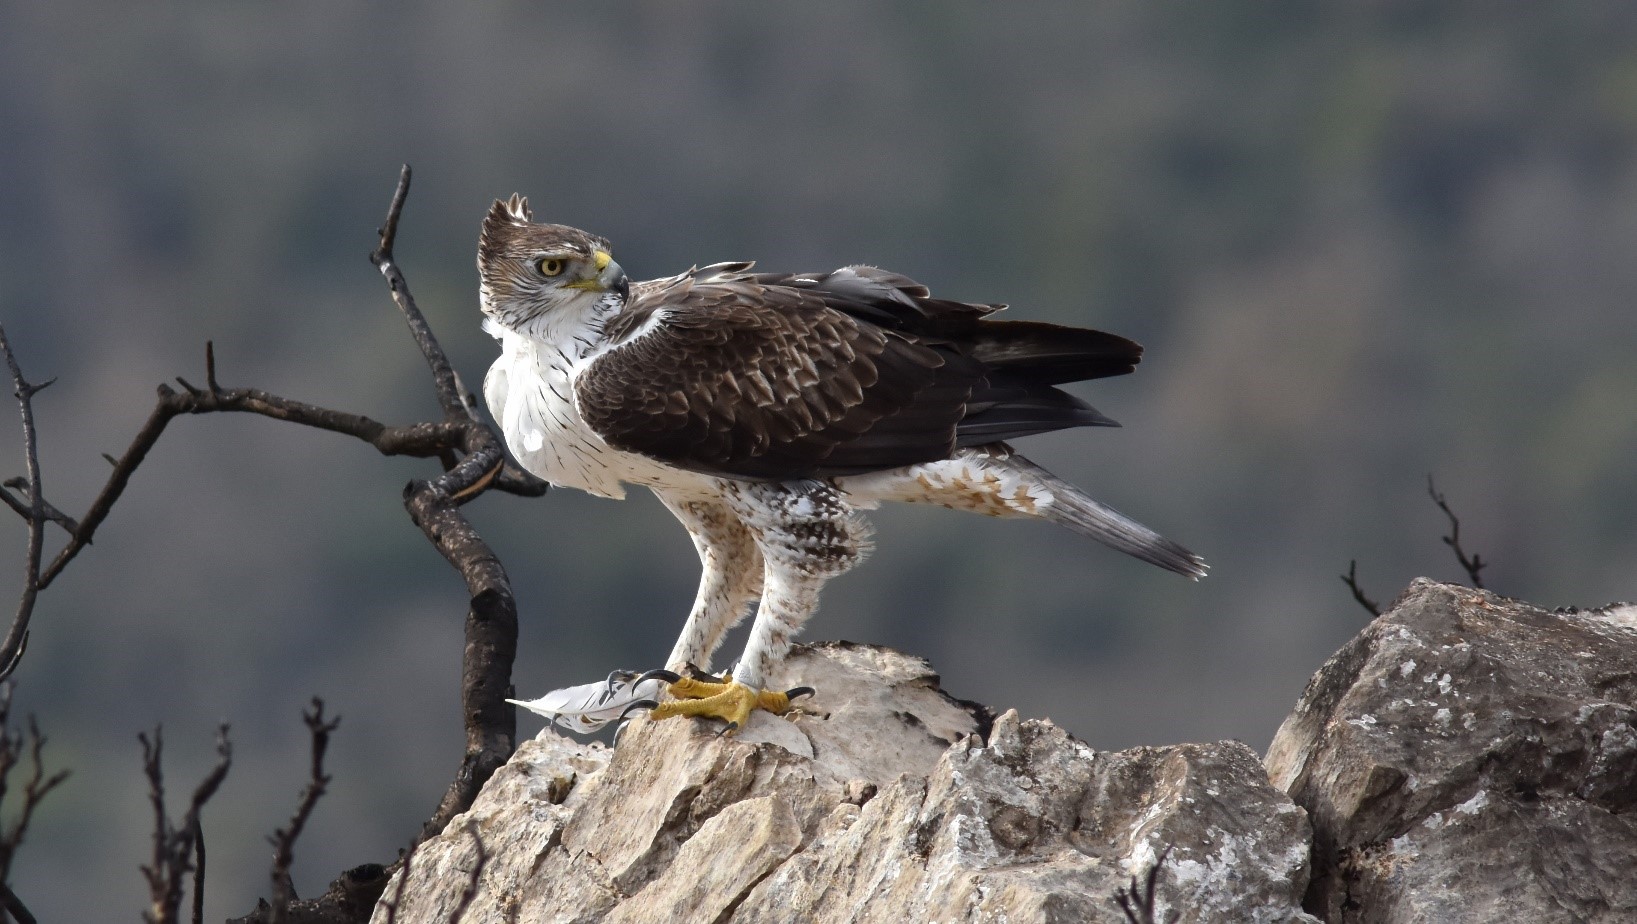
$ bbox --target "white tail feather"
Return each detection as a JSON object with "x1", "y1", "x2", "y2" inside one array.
[{"x1": 507, "y1": 671, "x2": 665, "y2": 734}]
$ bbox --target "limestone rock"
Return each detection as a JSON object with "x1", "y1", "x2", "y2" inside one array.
[
  {"x1": 376, "y1": 642, "x2": 1316, "y2": 924},
  {"x1": 1267, "y1": 579, "x2": 1637, "y2": 923}
]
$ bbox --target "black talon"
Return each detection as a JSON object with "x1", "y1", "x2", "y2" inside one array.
[
  {"x1": 619, "y1": 698, "x2": 659, "y2": 720},
  {"x1": 635, "y1": 668, "x2": 682, "y2": 686},
  {"x1": 716, "y1": 722, "x2": 740, "y2": 738},
  {"x1": 604, "y1": 668, "x2": 636, "y2": 693},
  {"x1": 785, "y1": 686, "x2": 816, "y2": 701}
]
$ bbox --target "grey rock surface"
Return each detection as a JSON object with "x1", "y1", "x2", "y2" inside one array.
[
  {"x1": 375, "y1": 642, "x2": 1316, "y2": 924},
  {"x1": 1267, "y1": 578, "x2": 1637, "y2": 923}
]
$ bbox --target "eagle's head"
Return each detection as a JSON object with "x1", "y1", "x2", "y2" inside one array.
[{"x1": 477, "y1": 195, "x2": 629, "y2": 333}]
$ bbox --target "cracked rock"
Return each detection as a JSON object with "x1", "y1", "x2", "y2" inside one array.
[
  {"x1": 375, "y1": 642, "x2": 1315, "y2": 923},
  {"x1": 1267, "y1": 579, "x2": 1637, "y2": 923}
]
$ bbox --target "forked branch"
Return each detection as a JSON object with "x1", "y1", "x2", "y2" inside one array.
[
  {"x1": 0, "y1": 328, "x2": 49, "y2": 684},
  {"x1": 1428, "y1": 475, "x2": 1488, "y2": 589},
  {"x1": 139, "y1": 725, "x2": 232, "y2": 924},
  {"x1": 0, "y1": 167, "x2": 543, "y2": 923},
  {"x1": 1113, "y1": 845, "x2": 1179, "y2": 924},
  {"x1": 266, "y1": 699, "x2": 341, "y2": 923},
  {"x1": 1341, "y1": 560, "x2": 1383, "y2": 618}
]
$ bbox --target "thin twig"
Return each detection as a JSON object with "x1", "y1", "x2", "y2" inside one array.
[
  {"x1": 0, "y1": 482, "x2": 77, "y2": 535},
  {"x1": 0, "y1": 684, "x2": 70, "y2": 891},
  {"x1": 140, "y1": 725, "x2": 232, "y2": 924},
  {"x1": 0, "y1": 881, "x2": 36, "y2": 924},
  {"x1": 1, "y1": 346, "x2": 545, "y2": 592},
  {"x1": 1428, "y1": 475, "x2": 1488, "y2": 589},
  {"x1": 267, "y1": 699, "x2": 340, "y2": 923},
  {"x1": 190, "y1": 820, "x2": 205, "y2": 924},
  {"x1": 0, "y1": 169, "x2": 541, "y2": 922},
  {"x1": 1114, "y1": 845, "x2": 1178, "y2": 924},
  {"x1": 0, "y1": 327, "x2": 48, "y2": 683},
  {"x1": 1341, "y1": 560, "x2": 1383, "y2": 617},
  {"x1": 371, "y1": 165, "x2": 471, "y2": 421}
]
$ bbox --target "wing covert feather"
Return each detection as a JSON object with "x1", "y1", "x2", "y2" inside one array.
[{"x1": 577, "y1": 279, "x2": 971, "y2": 479}]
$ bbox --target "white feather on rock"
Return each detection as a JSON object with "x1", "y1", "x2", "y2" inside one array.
[{"x1": 506, "y1": 672, "x2": 666, "y2": 734}]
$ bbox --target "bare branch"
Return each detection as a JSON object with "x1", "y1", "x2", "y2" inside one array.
[
  {"x1": 140, "y1": 725, "x2": 232, "y2": 924},
  {"x1": 0, "y1": 881, "x2": 36, "y2": 924},
  {"x1": 1428, "y1": 475, "x2": 1488, "y2": 589},
  {"x1": 191, "y1": 822, "x2": 206, "y2": 924},
  {"x1": 0, "y1": 169, "x2": 539, "y2": 922},
  {"x1": 0, "y1": 683, "x2": 69, "y2": 894},
  {"x1": 1341, "y1": 560, "x2": 1383, "y2": 618},
  {"x1": 0, "y1": 327, "x2": 47, "y2": 683},
  {"x1": 1114, "y1": 845, "x2": 1178, "y2": 924},
  {"x1": 267, "y1": 698, "x2": 341, "y2": 923},
  {"x1": 0, "y1": 482, "x2": 77, "y2": 535},
  {"x1": 371, "y1": 165, "x2": 473, "y2": 421}
]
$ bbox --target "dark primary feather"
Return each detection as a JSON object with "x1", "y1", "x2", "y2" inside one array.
[{"x1": 577, "y1": 264, "x2": 1143, "y2": 480}]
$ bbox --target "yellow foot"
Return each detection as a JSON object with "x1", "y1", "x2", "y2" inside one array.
[{"x1": 647, "y1": 676, "x2": 814, "y2": 732}]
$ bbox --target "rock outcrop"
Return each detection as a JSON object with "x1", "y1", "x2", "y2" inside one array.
[
  {"x1": 377, "y1": 580, "x2": 1637, "y2": 923},
  {"x1": 376, "y1": 642, "x2": 1317, "y2": 923},
  {"x1": 1267, "y1": 579, "x2": 1637, "y2": 923}
]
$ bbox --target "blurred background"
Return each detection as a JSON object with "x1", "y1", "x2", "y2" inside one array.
[{"x1": 2, "y1": 2, "x2": 1634, "y2": 919}]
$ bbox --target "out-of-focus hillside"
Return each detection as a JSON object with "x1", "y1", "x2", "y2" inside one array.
[{"x1": 0, "y1": 4, "x2": 1633, "y2": 920}]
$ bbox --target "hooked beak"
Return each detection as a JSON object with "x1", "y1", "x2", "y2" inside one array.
[{"x1": 565, "y1": 250, "x2": 629, "y2": 300}]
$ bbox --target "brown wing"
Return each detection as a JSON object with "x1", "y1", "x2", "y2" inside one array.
[
  {"x1": 578, "y1": 273, "x2": 977, "y2": 479},
  {"x1": 577, "y1": 266, "x2": 1133, "y2": 480}
]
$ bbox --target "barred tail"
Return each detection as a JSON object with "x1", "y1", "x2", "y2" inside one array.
[{"x1": 1010, "y1": 456, "x2": 1208, "y2": 579}]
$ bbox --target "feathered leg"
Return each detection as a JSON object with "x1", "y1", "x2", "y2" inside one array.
[
  {"x1": 654, "y1": 493, "x2": 764, "y2": 673},
  {"x1": 650, "y1": 480, "x2": 868, "y2": 730}
]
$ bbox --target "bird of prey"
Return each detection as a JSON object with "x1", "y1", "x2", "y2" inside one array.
[{"x1": 480, "y1": 195, "x2": 1205, "y2": 731}]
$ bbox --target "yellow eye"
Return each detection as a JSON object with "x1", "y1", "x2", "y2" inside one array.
[{"x1": 536, "y1": 257, "x2": 567, "y2": 277}]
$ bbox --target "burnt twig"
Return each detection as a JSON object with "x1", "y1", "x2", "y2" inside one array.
[
  {"x1": 1428, "y1": 475, "x2": 1487, "y2": 589},
  {"x1": 0, "y1": 881, "x2": 36, "y2": 924},
  {"x1": 139, "y1": 725, "x2": 232, "y2": 924},
  {"x1": 266, "y1": 699, "x2": 340, "y2": 923},
  {"x1": 0, "y1": 683, "x2": 69, "y2": 910},
  {"x1": 0, "y1": 328, "x2": 48, "y2": 684},
  {"x1": 1114, "y1": 845, "x2": 1178, "y2": 924},
  {"x1": 191, "y1": 824, "x2": 206, "y2": 924},
  {"x1": 1341, "y1": 559, "x2": 1383, "y2": 617},
  {"x1": 0, "y1": 169, "x2": 545, "y2": 922},
  {"x1": 371, "y1": 165, "x2": 474, "y2": 422},
  {"x1": 0, "y1": 480, "x2": 76, "y2": 535}
]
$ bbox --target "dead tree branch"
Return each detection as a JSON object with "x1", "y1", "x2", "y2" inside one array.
[
  {"x1": 1428, "y1": 475, "x2": 1488, "y2": 589},
  {"x1": 0, "y1": 328, "x2": 50, "y2": 684},
  {"x1": 0, "y1": 881, "x2": 35, "y2": 924},
  {"x1": 191, "y1": 828, "x2": 206, "y2": 924},
  {"x1": 1341, "y1": 559, "x2": 1383, "y2": 618},
  {"x1": 265, "y1": 699, "x2": 341, "y2": 924},
  {"x1": 371, "y1": 165, "x2": 472, "y2": 423},
  {"x1": 139, "y1": 725, "x2": 232, "y2": 924},
  {"x1": 0, "y1": 167, "x2": 542, "y2": 922},
  {"x1": 1113, "y1": 845, "x2": 1179, "y2": 924},
  {"x1": 0, "y1": 682, "x2": 69, "y2": 924}
]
